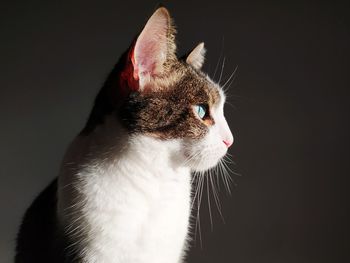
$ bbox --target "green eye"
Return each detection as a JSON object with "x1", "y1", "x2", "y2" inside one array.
[{"x1": 195, "y1": 104, "x2": 207, "y2": 119}]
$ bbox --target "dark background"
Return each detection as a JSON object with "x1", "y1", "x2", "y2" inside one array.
[{"x1": 1, "y1": 0, "x2": 349, "y2": 262}]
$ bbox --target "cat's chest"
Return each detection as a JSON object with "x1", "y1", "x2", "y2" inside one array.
[
  {"x1": 101, "y1": 165, "x2": 191, "y2": 233},
  {"x1": 77, "y1": 165, "x2": 191, "y2": 262}
]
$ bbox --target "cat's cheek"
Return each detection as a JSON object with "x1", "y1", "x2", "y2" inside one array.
[{"x1": 182, "y1": 128, "x2": 227, "y2": 172}]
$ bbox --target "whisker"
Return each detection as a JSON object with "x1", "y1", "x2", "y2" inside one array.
[
  {"x1": 213, "y1": 36, "x2": 225, "y2": 80},
  {"x1": 223, "y1": 155, "x2": 236, "y2": 165},
  {"x1": 220, "y1": 159, "x2": 232, "y2": 194},
  {"x1": 191, "y1": 172, "x2": 202, "y2": 211},
  {"x1": 209, "y1": 168, "x2": 225, "y2": 223},
  {"x1": 224, "y1": 100, "x2": 237, "y2": 110},
  {"x1": 222, "y1": 65, "x2": 238, "y2": 91},
  {"x1": 222, "y1": 158, "x2": 240, "y2": 178},
  {"x1": 194, "y1": 172, "x2": 204, "y2": 247},
  {"x1": 206, "y1": 174, "x2": 213, "y2": 231},
  {"x1": 218, "y1": 57, "x2": 226, "y2": 84},
  {"x1": 184, "y1": 151, "x2": 202, "y2": 167}
]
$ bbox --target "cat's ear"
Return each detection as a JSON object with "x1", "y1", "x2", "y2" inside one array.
[
  {"x1": 186, "y1": 42, "x2": 206, "y2": 70},
  {"x1": 130, "y1": 7, "x2": 176, "y2": 90}
]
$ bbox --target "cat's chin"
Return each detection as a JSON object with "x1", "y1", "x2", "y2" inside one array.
[
  {"x1": 189, "y1": 159, "x2": 222, "y2": 172},
  {"x1": 182, "y1": 140, "x2": 228, "y2": 172},
  {"x1": 184, "y1": 149, "x2": 227, "y2": 172}
]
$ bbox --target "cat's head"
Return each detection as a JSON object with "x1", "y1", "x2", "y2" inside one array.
[{"x1": 85, "y1": 7, "x2": 233, "y2": 172}]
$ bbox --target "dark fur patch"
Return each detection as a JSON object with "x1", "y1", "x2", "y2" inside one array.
[
  {"x1": 15, "y1": 179, "x2": 79, "y2": 263},
  {"x1": 119, "y1": 62, "x2": 221, "y2": 139}
]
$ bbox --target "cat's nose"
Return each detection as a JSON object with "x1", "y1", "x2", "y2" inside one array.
[{"x1": 223, "y1": 139, "x2": 233, "y2": 148}]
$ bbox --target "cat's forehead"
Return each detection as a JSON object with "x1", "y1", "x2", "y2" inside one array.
[
  {"x1": 160, "y1": 62, "x2": 222, "y2": 107},
  {"x1": 183, "y1": 69, "x2": 221, "y2": 106}
]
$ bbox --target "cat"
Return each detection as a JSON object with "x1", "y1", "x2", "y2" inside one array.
[{"x1": 15, "y1": 7, "x2": 233, "y2": 263}]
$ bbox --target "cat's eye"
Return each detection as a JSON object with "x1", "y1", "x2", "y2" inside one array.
[{"x1": 194, "y1": 104, "x2": 207, "y2": 119}]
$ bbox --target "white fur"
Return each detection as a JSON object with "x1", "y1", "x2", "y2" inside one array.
[{"x1": 57, "y1": 87, "x2": 232, "y2": 263}]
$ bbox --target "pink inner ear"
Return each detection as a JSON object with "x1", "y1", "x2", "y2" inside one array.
[
  {"x1": 134, "y1": 34, "x2": 167, "y2": 79},
  {"x1": 136, "y1": 42, "x2": 156, "y2": 75},
  {"x1": 132, "y1": 8, "x2": 169, "y2": 82}
]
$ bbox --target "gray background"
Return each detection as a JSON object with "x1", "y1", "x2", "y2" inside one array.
[{"x1": 1, "y1": 0, "x2": 349, "y2": 262}]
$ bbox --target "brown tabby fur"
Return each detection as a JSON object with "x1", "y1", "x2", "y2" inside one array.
[
  {"x1": 83, "y1": 7, "x2": 221, "y2": 140},
  {"x1": 119, "y1": 62, "x2": 221, "y2": 139}
]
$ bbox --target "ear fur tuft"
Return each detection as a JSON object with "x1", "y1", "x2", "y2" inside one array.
[{"x1": 186, "y1": 42, "x2": 206, "y2": 70}]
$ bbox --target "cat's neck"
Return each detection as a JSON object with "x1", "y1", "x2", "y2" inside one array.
[{"x1": 63, "y1": 115, "x2": 188, "y2": 178}]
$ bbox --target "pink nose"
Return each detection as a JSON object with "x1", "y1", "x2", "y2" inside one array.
[{"x1": 223, "y1": 140, "x2": 233, "y2": 148}]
